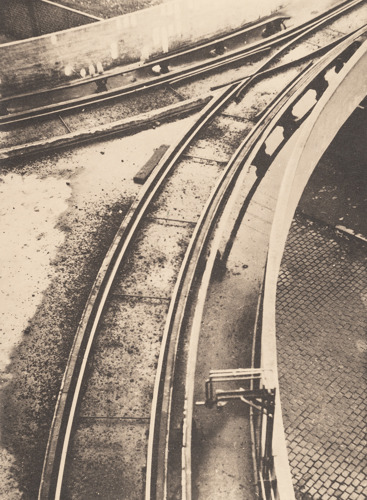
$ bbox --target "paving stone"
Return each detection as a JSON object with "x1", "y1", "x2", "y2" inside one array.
[
  {"x1": 314, "y1": 479, "x2": 323, "y2": 490},
  {"x1": 324, "y1": 479, "x2": 332, "y2": 489},
  {"x1": 346, "y1": 484, "x2": 356, "y2": 495},
  {"x1": 309, "y1": 486, "x2": 318, "y2": 496},
  {"x1": 277, "y1": 213, "x2": 367, "y2": 499}
]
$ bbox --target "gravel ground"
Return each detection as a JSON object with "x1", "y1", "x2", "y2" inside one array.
[
  {"x1": 62, "y1": 88, "x2": 180, "y2": 132},
  {"x1": 0, "y1": 115, "x2": 196, "y2": 498},
  {"x1": 0, "y1": 34, "x2": 15, "y2": 44}
]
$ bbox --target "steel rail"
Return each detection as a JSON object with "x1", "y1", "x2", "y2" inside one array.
[
  {"x1": 0, "y1": 15, "x2": 287, "y2": 103},
  {"x1": 1, "y1": 0, "x2": 363, "y2": 127},
  {"x1": 177, "y1": 28, "x2": 366, "y2": 500},
  {"x1": 0, "y1": 44, "x2": 268, "y2": 127},
  {"x1": 0, "y1": 34, "x2": 352, "y2": 163},
  {"x1": 0, "y1": 28, "x2": 360, "y2": 164},
  {"x1": 234, "y1": 0, "x2": 365, "y2": 99},
  {"x1": 37, "y1": 80, "x2": 247, "y2": 500}
]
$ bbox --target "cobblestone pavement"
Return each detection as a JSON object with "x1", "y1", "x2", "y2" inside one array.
[{"x1": 276, "y1": 213, "x2": 367, "y2": 500}]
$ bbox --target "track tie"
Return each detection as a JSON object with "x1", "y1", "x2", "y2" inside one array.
[
  {"x1": 165, "y1": 83, "x2": 186, "y2": 101},
  {"x1": 220, "y1": 112, "x2": 253, "y2": 123},
  {"x1": 110, "y1": 293, "x2": 171, "y2": 301},
  {"x1": 58, "y1": 114, "x2": 71, "y2": 133},
  {"x1": 79, "y1": 416, "x2": 150, "y2": 420},
  {"x1": 146, "y1": 216, "x2": 197, "y2": 225},
  {"x1": 182, "y1": 153, "x2": 229, "y2": 165}
]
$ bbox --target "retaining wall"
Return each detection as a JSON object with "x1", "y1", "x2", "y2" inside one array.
[
  {"x1": 0, "y1": 0, "x2": 282, "y2": 96},
  {"x1": 0, "y1": 0, "x2": 99, "y2": 40}
]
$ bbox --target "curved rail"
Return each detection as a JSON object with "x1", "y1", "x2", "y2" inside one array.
[
  {"x1": 1, "y1": 0, "x2": 363, "y2": 127},
  {"x1": 38, "y1": 78, "x2": 248, "y2": 500},
  {"x1": 1, "y1": 3, "x2": 364, "y2": 164},
  {"x1": 176, "y1": 28, "x2": 366, "y2": 500},
  {"x1": 234, "y1": 0, "x2": 365, "y2": 98},
  {"x1": 145, "y1": 78, "x2": 256, "y2": 500},
  {"x1": 0, "y1": 14, "x2": 285, "y2": 103},
  {"x1": 0, "y1": 15, "x2": 284, "y2": 126},
  {"x1": 261, "y1": 37, "x2": 367, "y2": 499},
  {"x1": 39, "y1": 44, "x2": 295, "y2": 498}
]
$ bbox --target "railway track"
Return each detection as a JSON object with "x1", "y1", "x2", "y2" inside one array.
[
  {"x1": 152, "y1": 30, "x2": 367, "y2": 500},
  {"x1": 37, "y1": 8, "x2": 367, "y2": 497},
  {"x1": 0, "y1": 0, "x2": 365, "y2": 160},
  {"x1": 0, "y1": 15, "x2": 288, "y2": 119}
]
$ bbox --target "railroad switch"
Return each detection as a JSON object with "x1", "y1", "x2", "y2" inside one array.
[
  {"x1": 196, "y1": 369, "x2": 276, "y2": 499},
  {"x1": 196, "y1": 368, "x2": 275, "y2": 413}
]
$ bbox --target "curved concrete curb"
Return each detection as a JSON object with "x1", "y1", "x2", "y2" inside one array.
[{"x1": 262, "y1": 38, "x2": 367, "y2": 500}]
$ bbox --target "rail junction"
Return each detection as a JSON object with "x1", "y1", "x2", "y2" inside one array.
[{"x1": 0, "y1": 1, "x2": 366, "y2": 499}]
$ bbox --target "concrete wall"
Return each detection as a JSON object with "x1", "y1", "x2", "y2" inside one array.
[
  {"x1": 0, "y1": 0, "x2": 283, "y2": 96},
  {"x1": 0, "y1": 0, "x2": 99, "y2": 40}
]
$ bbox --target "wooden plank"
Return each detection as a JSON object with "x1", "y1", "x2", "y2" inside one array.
[{"x1": 133, "y1": 144, "x2": 170, "y2": 184}]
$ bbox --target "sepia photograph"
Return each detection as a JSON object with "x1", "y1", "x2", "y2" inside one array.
[{"x1": 0, "y1": 0, "x2": 366, "y2": 498}]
